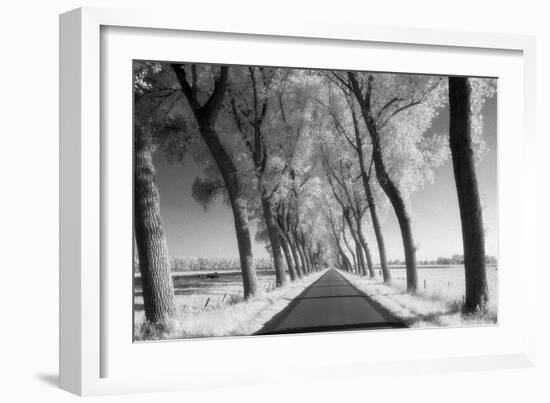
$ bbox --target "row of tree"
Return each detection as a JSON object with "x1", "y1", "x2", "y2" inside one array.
[
  {"x1": 133, "y1": 62, "x2": 495, "y2": 327},
  {"x1": 433, "y1": 255, "x2": 498, "y2": 265}
]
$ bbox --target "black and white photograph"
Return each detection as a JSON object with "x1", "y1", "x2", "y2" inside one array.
[
  {"x1": 133, "y1": 61, "x2": 497, "y2": 341},
  {"x1": 5, "y1": 0, "x2": 550, "y2": 400}
]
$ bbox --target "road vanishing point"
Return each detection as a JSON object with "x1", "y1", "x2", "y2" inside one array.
[{"x1": 256, "y1": 269, "x2": 406, "y2": 335}]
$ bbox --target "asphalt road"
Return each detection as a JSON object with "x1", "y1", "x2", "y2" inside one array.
[{"x1": 256, "y1": 269, "x2": 406, "y2": 335}]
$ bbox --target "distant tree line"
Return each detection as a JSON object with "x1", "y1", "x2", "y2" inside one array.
[
  {"x1": 434, "y1": 255, "x2": 497, "y2": 265},
  {"x1": 387, "y1": 255, "x2": 498, "y2": 266}
]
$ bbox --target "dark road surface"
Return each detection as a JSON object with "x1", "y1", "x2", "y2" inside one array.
[{"x1": 256, "y1": 269, "x2": 406, "y2": 335}]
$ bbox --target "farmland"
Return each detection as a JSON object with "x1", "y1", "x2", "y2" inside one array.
[
  {"x1": 134, "y1": 262, "x2": 498, "y2": 339},
  {"x1": 341, "y1": 265, "x2": 498, "y2": 327},
  {"x1": 134, "y1": 268, "x2": 328, "y2": 340}
]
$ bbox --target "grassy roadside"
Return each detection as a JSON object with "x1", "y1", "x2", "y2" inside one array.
[
  {"x1": 339, "y1": 270, "x2": 497, "y2": 328},
  {"x1": 135, "y1": 269, "x2": 328, "y2": 341}
]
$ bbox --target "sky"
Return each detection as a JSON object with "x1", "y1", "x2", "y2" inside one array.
[{"x1": 152, "y1": 83, "x2": 497, "y2": 263}]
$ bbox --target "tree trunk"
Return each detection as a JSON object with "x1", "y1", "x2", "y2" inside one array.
[
  {"x1": 340, "y1": 251, "x2": 352, "y2": 272},
  {"x1": 295, "y1": 233, "x2": 309, "y2": 274},
  {"x1": 364, "y1": 177, "x2": 391, "y2": 281},
  {"x1": 349, "y1": 72, "x2": 418, "y2": 291},
  {"x1": 194, "y1": 124, "x2": 258, "y2": 299},
  {"x1": 279, "y1": 233, "x2": 297, "y2": 281},
  {"x1": 300, "y1": 235, "x2": 313, "y2": 273},
  {"x1": 335, "y1": 253, "x2": 344, "y2": 271},
  {"x1": 338, "y1": 252, "x2": 345, "y2": 271},
  {"x1": 343, "y1": 209, "x2": 367, "y2": 276},
  {"x1": 355, "y1": 243, "x2": 367, "y2": 276},
  {"x1": 229, "y1": 195, "x2": 258, "y2": 298},
  {"x1": 370, "y1": 130, "x2": 417, "y2": 289},
  {"x1": 171, "y1": 65, "x2": 258, "y2": 299},
  {"x1": 363, "y1": 122, "x2": 416, "y2": 287},
  {"x1": 350, "y1": 105, "x2": 390, "y2": 281},
  {"x1": 448, "y1": 76, "x2": 489, "y2": 313},
  {"x1": 134, "y1": 127, "x2": 176, "y2": 324},
  {"x1": 342, "y1": 252, "x2": 352, "y2": 272},
  {"x1": 342, "y1": 228, "x2": 358, "y2": 274},
  {"x1": 387, "y1": 193, "x2": 417, "y2": 291},
  {"x1": 307, "y1": 247, "x2": 316, "y2": 272},
  {"x1": 356, "y1": 223, "x2": 374, "y2": 277},
  {"x1": 339, "y1": 255, "x2": 345, "y2": 271},
  {"x1": 288, "y1": 235, "x2": 304, "y2": 278},
  {"x1": 261, "y1": 196, "x2": 287, "y2": 287},
  {"x1": 278, "y1": 207, "x2": 303, "y2": 278},
  {"x1": 353, "y1": 211, "x2": 374, "y2": 277},
  {"x1": 201, "y1": 127, "x2": 257, "y2": 299}
]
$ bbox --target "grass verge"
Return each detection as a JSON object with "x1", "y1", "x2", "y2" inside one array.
[
  {"x1": 339, "y1": 270, "x2": 497, "y2": 328},
  {"x1": 135, "y1": 269, "x2": 328, "y2": 341}
]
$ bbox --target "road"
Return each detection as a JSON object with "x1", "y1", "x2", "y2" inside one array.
[{"x1": 256, "y1": 269, "x2": 406, "y2": 335}]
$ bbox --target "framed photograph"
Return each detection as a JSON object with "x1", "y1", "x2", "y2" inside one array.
[{"x1": 60, "y1": 6, "x2": 536, "y2": 396}]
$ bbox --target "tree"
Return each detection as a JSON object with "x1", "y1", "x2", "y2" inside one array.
[
  {"x1": 134, "y1": 125, "x2": 176, "y2": 325},
  {"x1": 322, "y1": 155, "x2": 370, "y2": 276},
  {"x1": 278, "y1": 227, "x2": 298, "y2": 281},
  {"x1": 347, "y1": 72, "x2": 447, "y2": 292},
  {"x1": 227, "y1": 66, "x2": 288, "y2": 286},
  {"x1": 269, "y1": 70, "x2": 322, "y2": 277},
  {"x1": 133, "y1": 61, "x2": 188, "y2": 325},
  {"x1": 448, "y1": 76, "x2": 489, "y2": 313},
  {"x1": 348, "y1": 99, "x2": 390, "y2": 281},
  {"x1": 275, "y1": 202, "x2": 302, "y2": 279},
  {"x1": 318, "y1": 116, "x2": 374, "y2": 277},
  {"x1": 320, "y1": 76, "x2": 391, "y2": 281},
  {"x1": 341, "y1": 218, "x2": 358, "y2": 274},
  {"x1": 171, "y1": 64, "x2": 258, "y2": 299}
]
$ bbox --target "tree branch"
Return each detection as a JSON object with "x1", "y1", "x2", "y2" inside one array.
[
  {"x1": 171, "y1": 63, "x2": 201, "y2": 116},
  {"x1": 202, "y1": 65, "x2": 229, "y2": 120}
]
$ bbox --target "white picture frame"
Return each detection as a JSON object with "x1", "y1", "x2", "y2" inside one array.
[{"x1": 59, "y1": 6, "x2": 537, "y2": 396}]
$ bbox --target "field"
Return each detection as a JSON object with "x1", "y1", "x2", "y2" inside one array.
[
  {"x1": 134, "y1": 270, "x2": 279, "y2": 315},
  {"x1": 341, "y1": 265, "x2": 498, "y2": 327},
  {"x1": 134, "y1": 264, "x2": 498, "y2": 339},
  {"x1": 134, "y1": 269, "x2": 328, "y2": 340},
  {"x1": 389, "y1": 265, "x2": 498, "y2": 311}
]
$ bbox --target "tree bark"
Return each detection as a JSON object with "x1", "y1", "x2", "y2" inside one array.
[
  {"x1": 327, "y1": 210, "x2": 351, "y2": 273},
  {"x1": 363, "y1": 177, "x2": 391, "y2": 281},
  {"x1": 279, "y1": 231, "x2": 297, "y2": 281},
  {"x1": 335, "y1": 253, "x2": 344, "y2": 271},
  {"x1": 349, "y1": 72, "x2": 418, "y2": 292},
  {"x1": 277, "y1": 207, "x2": 303, "y2": 278},
  {"x1": 171, "y1": 64, "x2": 258, "y2": 299},
  {"x1": 307, "y1": 246, "x2": 316, "y2": 272},
  {"x1": 300, "y1": 234, "x2": 313, "y2": 273},
  {"x1": 255, "y1": 119, "x2": 287, "y2": 286},
  {"x1": 355, "y1": 216, "x2": 375, "y2": 277},
  {"x1": 375, "y1": 166, "x2": 417, "y2": 291},
  {"x1": 134, "y1": 126, "x2": 176, "y2": 324},
  {"x1": 229, "y1": 195, "x2": 257, "y2": 298},
  {"x1": 343, "y1": 208, "x2": 367, "y2": 276},
  {"x1": 448, "y1": 76, "x2": 489, "y2": 313},
  {"x1": 295, "y1": 232, "x2": 309, "y2": 275},
  {"x1": 261, "y1": 196, "x2": 287, "y2": 286},
  {"x1": 355, "y1": 243, "x2": 367, "y2": 276},
  {"x1": 350, "y1": 106, "x2": 391, "y2": 281},
  {"x1": 288, "y1": 236, "x2": 304, "y2": 278},
  {"x1": 340, "y1": 251, "x2": 352, "y2": 272},
  {"x1": 199, "y1": 126, "x2": 257, "y2": 298},
  {"x1": 342, "y1": 226, "x2": 358, "y2": 274}
]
